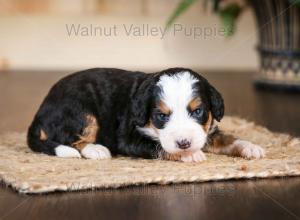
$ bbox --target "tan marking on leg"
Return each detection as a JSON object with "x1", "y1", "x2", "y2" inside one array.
[
  {"x1": 213, "y1": 133, "x2": 235, "y2": 148},
  {"x1": 40, "y1": 129, "x2": 48, "y2": 141},
  {"x1": 205, "y1": 131, "x2": 265, "y2": 159},
  {"x1": 72, "y1": 115, "x2": 99, "y2": 150},
  {"x1": 188, "y1": 97, "x2": 202, "y2": 111},
  {"x1": 160, "y1": 150, "x2": 195, "y2": 161},
  {"x1": 161, "y1": 152, "x2": 182, "y2": 161},
  {"x1": 161, "y1": 150, "x2": 206, "y2": 162},
  {"x1": 204, "y1": 130, "x2": 236, "y2": 154},
  {"x1": 158, "y1": 101, "x2": 171, "y2": 115},
  {"x1": 72, "y1": 141, "x2": 88, "y2": 150}
]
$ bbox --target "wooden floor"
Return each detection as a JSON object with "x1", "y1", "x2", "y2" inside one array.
[{"x1": 0, "y1": 70, "x2": 300, "y2": 220}]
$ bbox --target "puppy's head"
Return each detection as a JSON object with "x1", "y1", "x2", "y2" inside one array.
[{"x1": 133, "y1": 68, "x2": 224, "y2": 155}]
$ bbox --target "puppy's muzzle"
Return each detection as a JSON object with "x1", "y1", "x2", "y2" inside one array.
[{"x1": 176, "y1": 139, "x2": 191, "y2": 149}]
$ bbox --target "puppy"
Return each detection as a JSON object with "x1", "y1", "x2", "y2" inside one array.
[{"x1": 27, "y1": 68, "x2": 265, "y2": 162}]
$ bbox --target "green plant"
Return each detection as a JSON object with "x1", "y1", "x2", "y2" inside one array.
[{"x1": 166, "y1": 0, "x2": 300, "y2": 37}]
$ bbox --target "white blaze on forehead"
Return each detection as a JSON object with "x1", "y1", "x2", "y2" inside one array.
[{"x1": 157, "y1": 71, "x2": 198, "y2": 109}]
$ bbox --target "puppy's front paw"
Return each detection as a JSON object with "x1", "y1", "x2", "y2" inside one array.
[
  {"x1": 55, "y1": 145, "x2": 82, "y2": 158},
  {"x1": 180, "y1": 150, "x2": 207, "y2": 163},
  {"x1": 232, "y1": 140, "x2": 265, "y2": 159},
  {"x1": 81, "y1": 144, "x2": 112, "y2": 160}
]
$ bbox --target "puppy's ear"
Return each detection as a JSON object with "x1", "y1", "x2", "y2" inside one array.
[
  {"x1": 208, "y1": 83, "x2": 224, "y2": 122},
  {"x1": 131, "y1": 77, "x2": 155, "y2": 127}
]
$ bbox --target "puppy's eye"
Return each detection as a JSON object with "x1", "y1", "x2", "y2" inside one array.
[
  {"x1": 191, "y1": 105, "x2": 208, "y2": 124},
  {"x1": 192, "y1": 107, "x2": 204, "y2": 117},
  {"x1": 156, "y1": 113, "x2": 170, "y2": 122}
]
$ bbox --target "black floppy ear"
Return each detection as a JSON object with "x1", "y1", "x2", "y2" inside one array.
[
  {"x1": 131, "y1": 77, "x2": 155, "y2": 127},
  {"x1": 208, "y1": 83, "x2": 224, "y2": 122}
]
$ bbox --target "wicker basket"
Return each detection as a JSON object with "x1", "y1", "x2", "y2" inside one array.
[{"x1": 250, "y1": 0, "x2": 300, "y2": 91}]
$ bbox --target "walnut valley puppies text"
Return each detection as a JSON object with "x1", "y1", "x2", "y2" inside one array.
[{"x1": 65, "y1": 23, "x2": 226, "y2": 39}]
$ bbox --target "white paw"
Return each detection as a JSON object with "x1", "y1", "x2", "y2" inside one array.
[
  {"x1": 81, "y1": 144, "x2": 112, "y2": 160},
  {"x1": 233, "y1": 140, "x2": 265, "y2": 159},
  {"x1": 55, "y1": 145, "x2": 81, "y2": 158},
  {"x1": 181, "y1": 150, "x2": 207, "y2": 163}
]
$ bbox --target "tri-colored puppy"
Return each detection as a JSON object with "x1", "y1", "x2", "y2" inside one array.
[{"x1": 27, "y1": 68, "x2": 265, "y2": 162}]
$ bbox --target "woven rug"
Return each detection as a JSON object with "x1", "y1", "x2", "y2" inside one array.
[{"x1": 0, "y1": 116, "x2": 299, "y2": 194}]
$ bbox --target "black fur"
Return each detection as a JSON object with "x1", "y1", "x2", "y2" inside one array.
[
  {"x1": 27, "y1": 67, "x2": 224, "y2": 159},
  {"x1": 207, "y1": 83, "x2": 224, "y2": 121}
]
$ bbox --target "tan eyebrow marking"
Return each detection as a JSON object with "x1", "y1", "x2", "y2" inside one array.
[
  {"x1": 188, "y1": 97, "x2": 202, "y2": 111},
  {"x1": 158, "y1": 101, "x2": 171, "y2": 115}
]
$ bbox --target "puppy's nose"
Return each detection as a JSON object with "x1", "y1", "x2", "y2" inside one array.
[{"x1": 176, "y1": 139, "x2": 191, "y2": 149}]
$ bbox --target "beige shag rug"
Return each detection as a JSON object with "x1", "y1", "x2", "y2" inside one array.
[{"x1": 0, "y1": 116, "x2": 300, "y2": 194}]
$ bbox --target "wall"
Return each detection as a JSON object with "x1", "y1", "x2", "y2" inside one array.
[{"x1": 0, "y1": 0, "x2": 258, "y2": 71}]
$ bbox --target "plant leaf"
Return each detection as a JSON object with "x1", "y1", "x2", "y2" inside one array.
[
  {"x1": 218, "y1": 3, "x2": 242, "y2": 37},
  {"x1": 166, "y1": 0, "x2": 198, "y2": 29}
]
